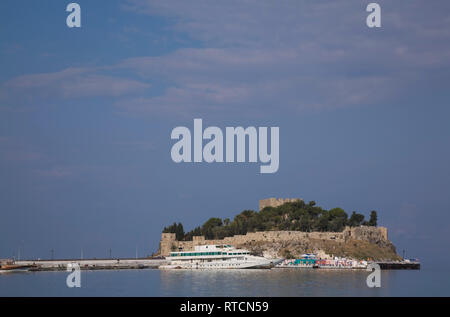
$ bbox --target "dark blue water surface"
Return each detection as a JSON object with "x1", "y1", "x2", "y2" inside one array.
[{"x1": 1, "y1": 266, "x2": 448, "y2": 297}]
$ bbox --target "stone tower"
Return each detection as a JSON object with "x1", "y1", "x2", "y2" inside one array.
[
  {"x1": 259, "y1": 198, "x2": 303, "y2": 211},
  {"x1": 160, "y1": 233, "x2": 176, "y2": 256}
]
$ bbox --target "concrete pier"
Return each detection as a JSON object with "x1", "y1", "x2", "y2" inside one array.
[
  {"x1": 12, "y1": 258, "x2": 419, "y2": 271},
  {"x1": 15, "y1": 258, "x2": 168, "y2": 271},
  {"x1": 376, "y1": 261, "x2": 420, "y2": 270}
]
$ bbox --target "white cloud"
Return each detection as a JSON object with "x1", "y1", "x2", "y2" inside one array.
[
  {"x1": 0, "y1": 67, "x2": 151, "y2": 104},
  {"x1": 114, "y1": 0, "x2": 450, "y2": 117},
  {"x1": 2, "y1": 1, "x2": 450, "y2": 118}
]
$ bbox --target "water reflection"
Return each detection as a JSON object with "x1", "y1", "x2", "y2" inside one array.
[
  {"x1": 0, "y1": 267, "x2": 441, "y2": 297},
  {"x1": 160, "y1": 269, "x2": 382, "y2": 297}
]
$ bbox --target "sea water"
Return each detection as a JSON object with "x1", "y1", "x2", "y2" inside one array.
[{"x1": 0, "y1": 265, "x2": 448, "y2": 297}]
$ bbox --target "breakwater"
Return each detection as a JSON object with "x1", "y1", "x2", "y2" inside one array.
[
  {"x1": 15, "y1": 258, "x2": 168, "y2": 271},
  {"x1": 377, "y1": 261, "x2": 420, "y2": 270},
  {"x1": 10, "y1": 258, "x2": 419, "y2": 271}
]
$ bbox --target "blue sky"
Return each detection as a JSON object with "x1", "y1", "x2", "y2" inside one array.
[{"x1": 1, "y1": 0, "x2": 450, "y2": 265}]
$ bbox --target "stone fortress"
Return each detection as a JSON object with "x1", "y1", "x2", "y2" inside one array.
[
  {"x1": 159, "y1": 198, "x2": 394, "y2": 260},
  {"x1": 259, "y1": 198, "x2": 303, "y2": 211}
]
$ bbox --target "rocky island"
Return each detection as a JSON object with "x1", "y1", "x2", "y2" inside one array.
[{"x1": 159, "y1": 198, "x2": 402, "y2": 261}]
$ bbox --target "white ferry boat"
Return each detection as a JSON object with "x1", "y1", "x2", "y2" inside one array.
[{"x1": 160, "y1": 244, "x2": 278, "y2": 269}]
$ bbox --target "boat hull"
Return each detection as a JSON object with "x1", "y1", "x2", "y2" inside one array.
[
  {"x1": 160, "y1": 258, "x2": 274, "y2": 270},
  {"x1": 0, "y1": 265, "x2": 32, "y2": 273}
]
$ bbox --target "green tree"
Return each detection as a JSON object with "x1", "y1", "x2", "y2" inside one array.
[
  {"x1": 162, "y1": 222, "x2": 185, "y2": 241},
  {"x1": 368, "y1": 210, "x2": 378, "y2": 227},
  {"x1": 176, "y1": 222, "x2": 185, "y2": 241},
  {"x1": 184, "y1": 226, "x2": 202, "y2": 241},
  {"x1": 167, "y1": 200, "x2": 381, "y2": 239},
  {"x1": 202, "y1": 217, "x2": 223, "y2": 239},
  {"x1": 328, "y1": 208, "x2": 348, "y2": 232},
  {"x1": 316, "y1": 212, "x2": 330, "y2": 232},
  {"x1": 348, "y1": 211, "x2": 365, "y2": 227}
]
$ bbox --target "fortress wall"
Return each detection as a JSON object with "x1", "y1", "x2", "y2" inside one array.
[
  {"x1": 159, "y1": 226, "x2": 389, "y2": 256},
  {"x1": 259, "y1": 198, "x2": 303, "y2": 211},
  {"x1": 348, "y1": 226, "x2": 388, "y2": 244}
]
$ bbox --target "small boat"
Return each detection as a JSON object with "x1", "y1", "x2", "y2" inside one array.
[{"x1": 0, "y1": 259, "x2": 34, "y2": 273}]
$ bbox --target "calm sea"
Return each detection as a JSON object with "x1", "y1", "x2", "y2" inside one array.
[{"x1": 1, "y1": 266, "x2": 448, "y2": 297}]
